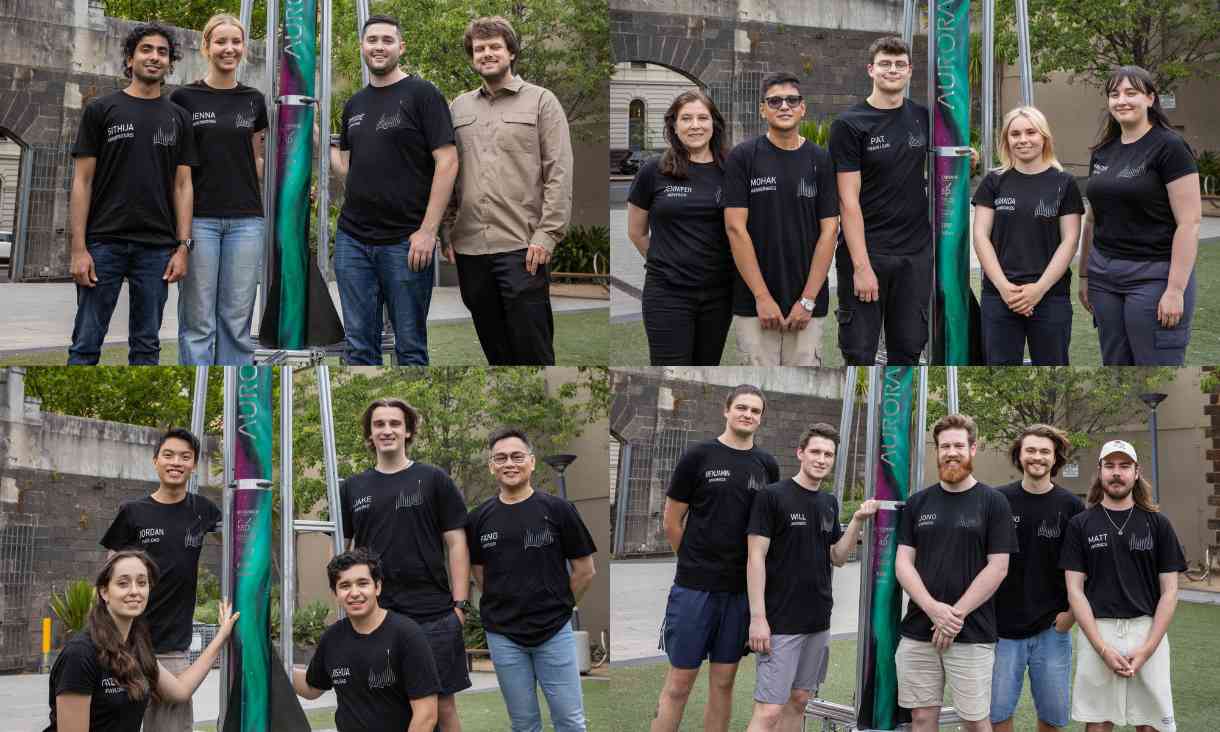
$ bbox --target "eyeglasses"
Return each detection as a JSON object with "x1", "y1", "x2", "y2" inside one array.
[
  {"x1": 873, "y1": 60, "x2": 910, "y2": 71},
  {"x1": 763, "y1": 95, "x2": 804, "y2": 110},
  {"x1": 490, "y1": 452, "x2": 531, "y2": 466}
]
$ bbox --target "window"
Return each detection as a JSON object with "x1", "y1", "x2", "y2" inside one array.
[{"x1": 628, "y1": 99, "x2": 646, "y2": 151}]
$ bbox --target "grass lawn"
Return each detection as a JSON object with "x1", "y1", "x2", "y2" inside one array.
[
  {"x1": 611, "y1": 238, "x2": 1220, "y2": 366},
  {"x1": 608, "y1": 600, "x2": 1220, "y2": 731},
  {"x1": 0, "y1": 309, "x2": 608, "y2": 366},
  {"x1": 191, "y1": 677, "x2": 608, "y2": 731}
]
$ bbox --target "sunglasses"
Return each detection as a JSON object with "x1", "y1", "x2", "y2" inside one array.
[{"x1": 763, "y1": 95, "x2": 804, "y2": 110}]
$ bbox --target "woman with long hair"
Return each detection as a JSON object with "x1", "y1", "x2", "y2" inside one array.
[
  {"x1": 1078, "y1": 65, "x2": 1202, "y2": 365},
  {"x1": 45, "y1": 550, "x2": 238, "y2": 731},
  {"x1": 972, "y1": 106, "x2": 1084, "y2": 364},
  {"x1": 626, "y1": 89, "x2": 734, "y2": 365},
  {"x1": 170, "y1": 13, "x2": 268, "y2": 365}
]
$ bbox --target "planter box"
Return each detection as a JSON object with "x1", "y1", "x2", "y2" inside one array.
[{"x1": 551, "y1": 273, "x2": 609, "y2": 300}]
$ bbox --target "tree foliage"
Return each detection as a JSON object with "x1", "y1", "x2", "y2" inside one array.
[
  {"x1": 925, "y1": 367, "x2": 1175, "y2": 457},
  {"x1": 991, "y1": 0, "x2": 1220, "y2": 92},
  {"x1": 24, "y1": 367, "x2": 224, "y2": 433}
]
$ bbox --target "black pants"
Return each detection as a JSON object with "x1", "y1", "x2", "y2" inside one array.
[
  {"x1": 456, "y1": 250, "x2": 555, "y2": 365},
  {"x1": 980, "y1": 292, "x2": 1072, "y2": 365},
  {"x1": 835, "y1": 247, "x2": 932, "y2": 365},
  {"x1": 641, "y1": 274, "x2": 733, "y2": 365}
]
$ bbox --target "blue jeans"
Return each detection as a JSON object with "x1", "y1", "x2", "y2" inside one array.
[
  {"x1": 68, "y1": 241, "x2": 174, "y2": 365},
  {"x1": 177, "y1": 216, "x2": 263, "y2": 365},
  {"x1": 485, "y1": 621, "x2": 586, "y2": 732},
  {"x1": 333, "y1": 229, "x2": 433, "y2": 365},
  {"x1": 989, "y1": 625, "x2": 1072, "y2": 726}
]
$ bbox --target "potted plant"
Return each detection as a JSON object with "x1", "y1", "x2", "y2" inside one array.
[
  {"x1": 49, "y1": 579, "x2": 95, "y2": 667},
  {"x1": 550, "y1": 225, "x2": 610, "y2": 299}
]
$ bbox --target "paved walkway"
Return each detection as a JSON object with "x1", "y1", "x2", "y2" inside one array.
[
  {"x1": 0, "y1": 283, "x2": 606, "y2": 354},
  {"x1": 1, "y1": 667, "x2": 500, "y2": 731}
]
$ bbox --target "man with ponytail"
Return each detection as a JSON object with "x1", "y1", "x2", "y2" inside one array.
[{"x1": 1060, "y1": 440, "x2": 1187, "y2": 731}]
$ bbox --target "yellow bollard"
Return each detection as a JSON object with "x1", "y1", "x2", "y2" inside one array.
[{"x1": 41, "y1": 618, "x2": 50, "y2": 672}]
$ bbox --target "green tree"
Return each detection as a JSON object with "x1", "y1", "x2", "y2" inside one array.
[
  {"x1": 102, "y1": 1, "x2": 268, "y2": 38},
  {"x1": 24, "y1": 367, "x2": 224, "y2": 432},
  {"x1": 991, "y1": 0, "x2": 1220, "y2": 91},
  {"x1": 925, "y1": 367, "x2": 1175, "y2": 458},
  {"x1": 290, "y1": 367, "x2": 609, "y2": 518}
]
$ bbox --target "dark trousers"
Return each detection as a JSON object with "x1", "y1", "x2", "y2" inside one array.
[
  {"x1": 68, "y1": 241, "x2": 173, "y2": 365},
  {"x1": 835, "y1": 247, "x2": 932, "y2": 365},
  {"x1": 1087, "y1": 248, "x2": 1195, "y2": 366},
  {"x1": 980, "y1": 292, "x2": 1072, "y2": 365},
  {"x1": 456, "y1": 250, "x2": 554, "y2": 365},
  {"x1": 641, "y1": 274, "x2": 732, "y2": 365}
]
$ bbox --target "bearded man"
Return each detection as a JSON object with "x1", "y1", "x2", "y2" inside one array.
[
  {"x1": 1060, "y1": 440, "x2": 1186, "y2": 732},
  {"x1": 893, "y1": 414, "x2": 1018, "y2": 732}
]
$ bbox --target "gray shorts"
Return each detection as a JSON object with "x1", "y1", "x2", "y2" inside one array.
[
  {"x1": 144, "y1": 651, "x2": 193, "y2": 732},
  {"x1": 753, "y1": 630, "x2": 830, "y2": 705}
]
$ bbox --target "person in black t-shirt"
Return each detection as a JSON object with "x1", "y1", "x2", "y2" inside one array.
[
  {"x1": 990, "y1": 425, "x2": 1085, "y2": 732},
  {"x1": 99, "y1": 428, "x2": 221, "y2": 732},
  {"x1": 1078, "y1": 66, "x2": 1202, "y2": 366},
  {"x1": 466, "y1": 428, "x2": 597, "y2": 732},
  {"x1": 169, "y1": 14, "x2": 268, "y2": 366},
  {"x1": 894, "y1": 414, "x2": 1017, "y2": 730},
  {"x1": 68, "y1": 23, "x2": 197, "y2": 366},
  {"x1": 46, "y1": 550, "x2": 237, "y2": 732},
  {"x1": 652, "y1": 385, "x2": 780, "y2": 732},
  {"x1": 1060, "y1": 440, "x2": 1186, "y2": 731},
  {"x1": 294, "y1": 550, "x2": 440, "y2": 732},
  {"x1": 724, "y1": 71, "x2": 839, "y2": 367},
  {"x1": 627, "y1": 89, "x2": 735, "y2": 365},
  {"x1": 829, "y1": 36, "x2": 931, "y2": 366},
  {"x1": 326, "y1": 14, "x2": 458, "y2": 365},
  {"x1": 745, "y1": 423, "x2": 878, "y2": 731},
  {"x1": 973, "y1": 107, "x2": 1084, "y2": 366},
  {"x1": 339, "y1": 398, "x2": 471, "y2": 729}
]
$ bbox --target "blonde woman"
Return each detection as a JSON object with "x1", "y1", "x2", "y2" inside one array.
[
  {"x1": 972, "y1": 106, "x2": 1083, "y2": 364},
  {"x1": 170, "y1": 13, "x2": 267, "y2": 365}
]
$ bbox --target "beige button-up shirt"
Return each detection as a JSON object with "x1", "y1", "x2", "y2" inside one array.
[{"x1": 447, "y1": 76, "x2": 573, "y2": 255}]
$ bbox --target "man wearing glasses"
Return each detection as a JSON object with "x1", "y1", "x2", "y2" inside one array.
[
  {"x1": 466, "y1": 428, "x2": 598, "y2": 731},
  {"x1": 724, "y1": 71, "x2": 840, "y2": 366},
  {"x1": 829, "y1": 36, "x2": 932, "y2": 365}
]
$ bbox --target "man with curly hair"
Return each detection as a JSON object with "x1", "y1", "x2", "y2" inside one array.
[{"x1": 68, "y1": 23, "x2": 197, "y2": 365}]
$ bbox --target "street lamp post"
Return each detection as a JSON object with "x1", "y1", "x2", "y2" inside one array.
[
  {"x1": 542, "y1": 454, "x2": 578, "y2": 500},
  {"x1": 1138, "y1": 393, "x2": 1168, "y2": 504}
]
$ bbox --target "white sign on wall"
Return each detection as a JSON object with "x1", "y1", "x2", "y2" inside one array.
[
  {"x1": 1063, "y1": 462, "x2": 1080, "y2": 478},
  {"x1": 1161, "y1": 93, "x2": 1176, "y2": 110}
]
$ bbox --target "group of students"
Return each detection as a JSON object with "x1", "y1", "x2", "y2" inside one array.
[
  {"x1": 68, "y1": 12, "x2": 571, "y2": 367},
  {"x1": 649, "y1": 385, "x2": 1187, "y2": 732},
  {"x1": 627, "y1": 36, "x2": 1203, "y2": 367},
  {"x1": 45, "y1": 403, "x2": 598, "y2": 732}
]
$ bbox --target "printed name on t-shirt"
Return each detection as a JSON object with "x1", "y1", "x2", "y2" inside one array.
[
  {"x1": 704, "y1": 469, "x2": 730, "y2": 483},
  {"x1": 139, "y1": 527, "x2": 165, "y2": 544},
  {"x1": 867, "y1": 135, "x2": 890, "y2": 152},
  {"x1": 789, "y1": 512, "x2": 807, "y2": 527},
  {"x1": 352, "y1": 495, "x2": 374, "y2": 513},
  {"x1": 1087, "y1": 531, "x2": 1109, "y2": 549},
  {"x1": 663, "y1": 184, "x2": 693, "y2": 198},
  {"x1": 376, "y1": 111, "x2": 402, "y2": 131},
  {"x1": 1128, "y1": 532, "x2": 1154, "y2": 552},
  {"x1": 480, "y1": 531, "x2": 498, "y2": 549},
  {"x1": 750, "y1": 176, "x2": 777, "y2": 193},
  {"x1": 331, "y1": 666, "x2": 351, "y2": 685},
  {"x1": 107, "y1": 122, "x2": 135, "y2": 143},
  {"x1": 101, "y1": 677, "x2": 124, "y2": 694},
  {"x1": 993, "y1": 196, "x2": 1017, "y2": 212},
  {"x1": 523, "y1": 526, "x2": 556, "y2": 549},
  {"x1": 918, "y1": 512, "x2": 936, "y2": 527},
  {"x1": 193, "y1": 111, "x2": 217, "y2": 126}
]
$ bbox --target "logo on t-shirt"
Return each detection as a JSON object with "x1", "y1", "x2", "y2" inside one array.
[
  {"x1": 994, "y1": 196, "x2": 1017, "y2": 212},
  {"x1": 1036, "y1": 514, "x2": 1062, "y2": 539},
  {"x1": 1117, "y1": 162, "x2": 1147, "y2": 179},
  {"x1": 523, "y1": 526, "x2": 556, "y2": 549},
  {"x1": 184, "y1": 527, "x2": 206, "y2": 549},
  {"x1": 1128, "y1": 531, "x2": 1154, "y2": 552},
  {"x1": 348, "y1": 113, "x2": 366, "y2": 129},
  {"x1": 192, "y1": 111, "x2": 217, "y2": 126},
  {"x1": 101, "y1": 677, "x2": 124, "y2": 695},
  {"x1": 1033, "y1": 197, "x2": 1060, "y2": 218},
  {"x1": 153, "y1": 123, "x2": 178, "y2": 147},
  {"x1": 821, "y1": 517, "x2": 835, "y2": 534},
  {"x1": 352, "y1": 495, "x2": 373, "y2": 513},
  {"x1": 747, "y1": 474, "x2": 766, "y2": 492},
  {"x1": 1087, "y1": 532, "x2": 1109, "y2": 550},
  {"x1": 395, "y1": 490, "x2": 423, "y2": 510},
  {"x1": 907, "y1": 131, "x2": 925, "y2": 148},
  {"x1": 234, "y1": 110, "x2": 257, "y2": 129},
  {"x1": 139, "y1": 527, "x2": 165, "y2": 544},
  {"x1": 789, "y1": 512, "x2": 808, "y2": 527},
  {"x1": 714, "y1": 186, "x2": 723, "y2": 205},
  {"x1": 331, "y1": 666, "x2": 351, "y2": 686},
  {"x1": 107, "y1": 122, "x2": 135, "y2": 143},
  {"x1": 376, "y1": 111, "x2": 403, "y2": 131},
  {"x1": 1092, "y1": 162, "x2": 1108, "y2": 175},
  {"x1": 750, "y1": 176, "x2": 777, "y2": 194},
  {"x1": 480, "y1": 531, "x2": 498, "y2": 549},
  {"x1": 918, "y1": 512, "x2": 936, "y2": 528},
  {"x1": 368, "y1": 649, "x2": 398, "y2": 689},
  {"x1": 955, "y1": 514, "x2": 981, "y2": 529},
  {"x1": 797, "y1": 177, "x2": 817, "y2": 199}
]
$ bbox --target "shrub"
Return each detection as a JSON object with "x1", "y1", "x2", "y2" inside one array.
[
  {"x1": 50, "y1": 580, "x2": 95, "y2": 638},
  {"x1": 551, "y1": 225, "x2": 610, "y2": 274}
]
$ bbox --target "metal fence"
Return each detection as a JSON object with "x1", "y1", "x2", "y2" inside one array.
[
  {"x1": 708, "y1": 70, "x2": 767, "y2": 147},
  {"x1": 13, "y1": 142, "x2": 73, "y2": 281},
  {"x1": 0, "y1": 514, "x2": 38, "y2": 671},
  {"x1": 613, "y1": 420, "x2": 691, "y2": 557}
]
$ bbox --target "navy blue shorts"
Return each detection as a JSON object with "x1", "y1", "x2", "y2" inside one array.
[{"x1": 660, "y1": 585, "x2": 749, "y2": 668}]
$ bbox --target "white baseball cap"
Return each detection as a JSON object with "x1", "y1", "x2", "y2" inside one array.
[{"x1": 1098, "y1": 440, "x2": 1138, "y2": 463}]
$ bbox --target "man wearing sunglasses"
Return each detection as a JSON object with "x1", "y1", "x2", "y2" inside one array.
[
  {"x1": 724, "y1": 71, "x2": 839, "y2": 366},
  {"x1": 467, "y1": 427, "x2": 598, "y2": 731},
  {"x1": 829, "y1": 36, "x2": 932, "y2": 365}
]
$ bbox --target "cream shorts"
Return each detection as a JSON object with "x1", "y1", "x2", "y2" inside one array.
[
  {"x1": 733, "y1": 315, "x2": 824, "y2": 366},
  {"x1": 895, "y1": 636, "x2": 995, "y2": 722},
  {"x1": 1072, "y1": 616, "x2": 1176, "y2": 731}
]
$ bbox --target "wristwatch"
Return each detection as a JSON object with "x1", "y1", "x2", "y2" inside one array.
[
  {"x1": 454, "y1": 600, "x2": 472, "y2": 613},
  {"x1": 799, "y1": 297, "x2": 816, "y2": 313},
  {"x1": 177, "y1": 238, "x2": 195, "y2": 253}
]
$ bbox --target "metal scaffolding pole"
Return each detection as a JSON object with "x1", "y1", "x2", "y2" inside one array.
[
  {"x1": 356, "y1": 0, "x2": 371, "y2": 87},
  {"x1": 259, "y1": 0, "x2": 281, "y2": 331},
  {"x1": 218, "y1": 367, "x2": 237, "y2": 724},
  {"x1": 317, "y1": 365, "x2": 345, "y2": 555},
  {"x1": 188, "y1": 367, "x2": 209, "y2": 496},
  {"x1": 946, "y1": 366, "x2": 960, "y2": 414},
  {"x1": 981, "y1": 0, "x2": 995, "y2": 172},
  {"x1": 834, "y1": 367, "x2": 858, "y2": 508},
  {"x1": 612, "y1": 443, "x2": 632, "y2": 556},
  {"x1": 317, "y1": 0, "x2": 334, "y2": 279},
  {"x1": 913, "y1": 365, "x2": 929, "y2": 490},
  {"x1": 1015, "y1": 0, "x2": 1035, "y2": 105},
  {"x1": 280, "y1": 367, "x2": 296, "y2": 673},
  {"x1": 901, "y1": 0, "x2": 916, "y2": 99},
  {"x1": 853, "y1": 366, "x2": 882, "y2": 720}
]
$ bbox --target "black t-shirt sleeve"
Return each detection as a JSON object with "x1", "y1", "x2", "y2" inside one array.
[
  {"x1": 100, "y1": 505, "x2": 135, "y2": 550},
  {"x1": 1156, "y1": 135, "x2": 1197, "y2": 185},
  {"x1": 746, "y1": 489, "x2": 777, "y2": 538},
  {"x1": 339, "y1": 479, "x2": 353, "y2": 538},
  {"x1": 1062, "y1": 176, "x2": 1085, "y2": 215},
  {"x1": 763, "y1": 453, "x2": 780, "y2": 483},
  {"x1": 338, "y1": 100, "x2": 352, "y2": 152},
  {"x1": 437, "y1": 475, "x2": 468, "y2": 532},
  {"x1": 304, "y1": 637, "x2": 331, "y2": 690},
  {"x1": 400, "y1": 622, "x2": 441, "y2": 699},
  {"x1": 985, "y1": 490, "x2": 1019, "y2": 554},
  {"x1": 626, "y1": 161, "x2": 657, "y2": 210},
  {"x1": 54, "y1": 641, "x2": 99, "y2": 696},
  {"x1": 206, "y1": 499, "x2": 223, "y2": 533},
  {"x1": 896, "y1": 492, "x2": 918, "y2": 547},
  {"x1": 828, "y1": 118, "x2": 862, "y2": 173},
  {"x1": 816, "y1": 149, "x2": 839, "y2": 219},
  {"x1": 828, "y1": 496, "x2": 845, "y2": 544},
  {"x1": 255, "y1": 94, "x2": 269, "y2": 133},
  {"x1": 72, "y1": 100, "x2": 103, "y2": 158},
  {"x1": 417, "y1": 83, "x2": 456, "y2": 152},
  {"x1": 559, "y1": 499, "x2": 598, "y2": 559},
  {"x1": 722, "y1": 144, "x2": 750, "y2": 209},
  {"x1": 1155, "y1": 515, "x2": 1188, "y2": 573},
  {"x1": 1059, "y1": 515, "x2": 1086, "y2": 572},
  {"x1": 465, "y1": 508, "x2": 484, "y2": 565},
  {"x1": 666, "y1": 448, "x2": 703, "y2": 503},
  {"x1": 174, "y1": 104, "x2": 199, "y2": 167},
  {"x1": 972, "y1": 172, "x2": 998, "y2": 208}
]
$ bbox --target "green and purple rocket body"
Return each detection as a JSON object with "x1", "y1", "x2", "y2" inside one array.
[
  {"x1": 856, "y1": 366, "x2": 915, "y2": 729},
  {"x1": 258, "y1": 0, "x2": 344, "y2": 350}
]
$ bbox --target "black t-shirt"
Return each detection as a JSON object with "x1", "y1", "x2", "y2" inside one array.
[
  {"x1": 667, "y1": 439, "x2": 781, "y2": 593},
  {"x1": 340, "y1": 464, "x2": 468, "y2": 621},
  {"x1": 338, "y1": 76, "x2": 456, "y2": 243},
  {"x1": 44, "y1": 632, "x2": 150, "y2": 732},
  {"x1": 1087, "y1": 126, "x2": 1197, "y2": 261},
  {"x1": 72, "y1": 90, "x2": 198, "y2": 246},
  {"x1": 627, "y1": 159, "x2": 734, "y2": 290},
  {"x1": 466, "y1": 490, "x2": 598, "y2": 647},
  {"x1": 828, "y1": 99, "x2": 930, "y2": 256},
  {"x1": 896, "y1": 482, "x2": 1018, "y2": 643},
  {"x1": 723, "y1": 136, "x2": 839, "y2": 317},
  {"x1": 305, "y1": 612, "x2": 440, "y2": 732},
  {"x1": 972, "y1": 168, "x2": 1085, "y2": 298},
  {"x1": 747, "y1": 479, "x2": 844, "y2": 634},
  {"x1": 169, "y1": 81, "x2": 268, "y2": 218},
  {"x1": 993, "y1": 482, "x2": 1085, "y2": 639},
  {"x1": 1059, "y1": 505, "x2": 1187, "y2": 618},
  {"x1": 100, "y1": 494, "x2": 222, "y2": 652}
]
